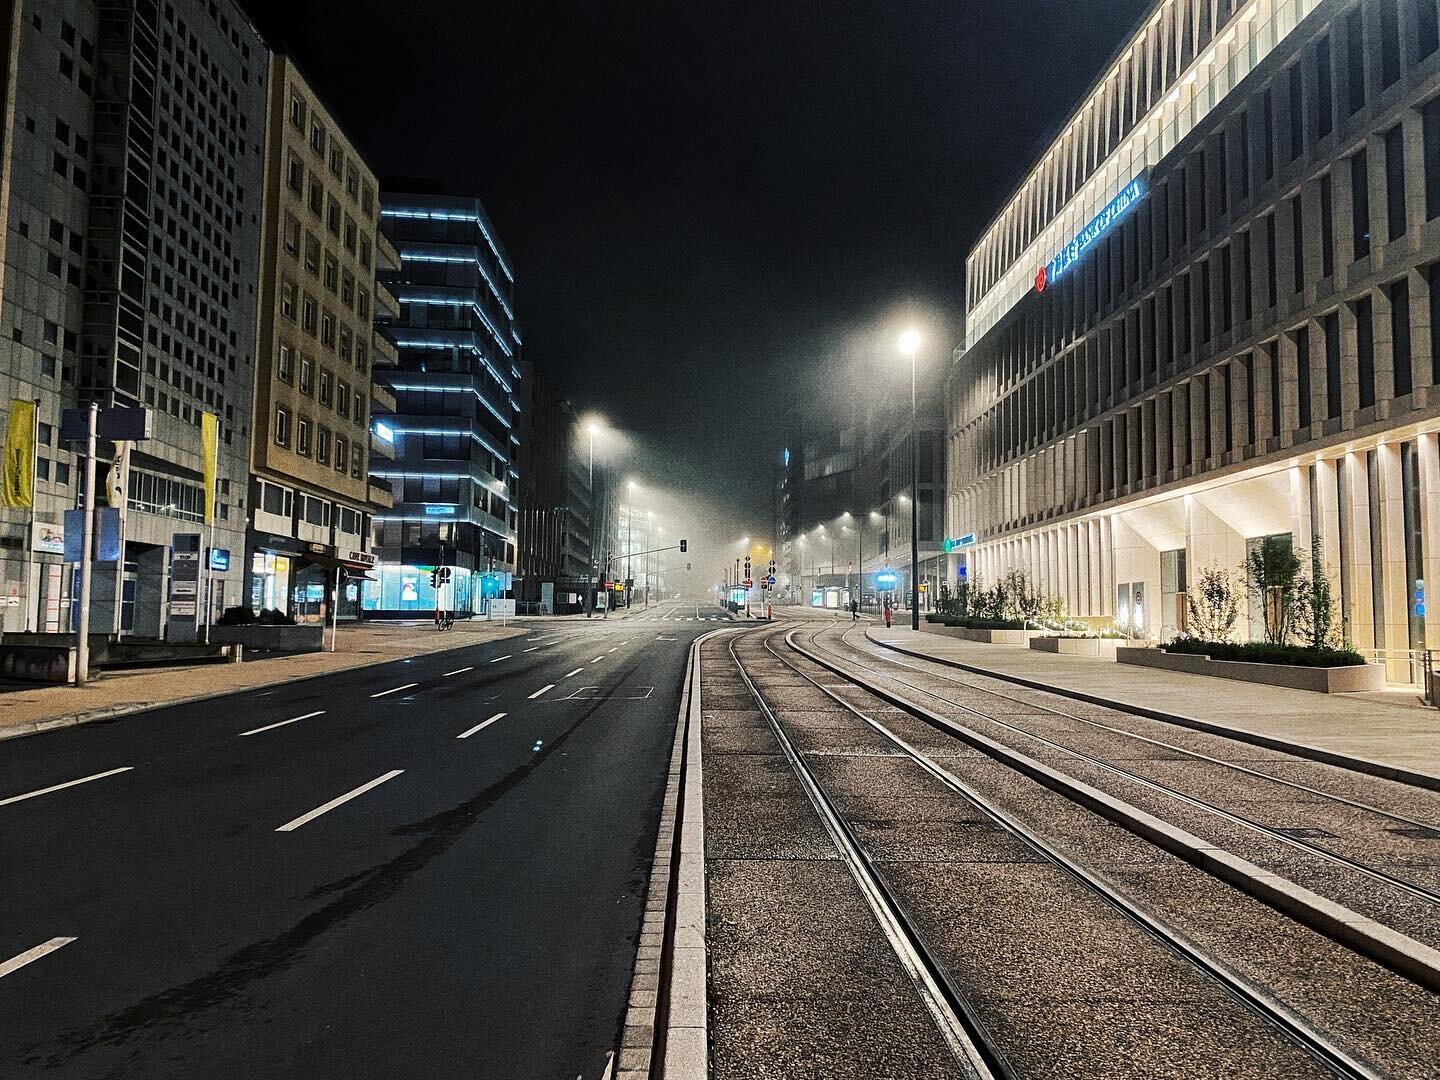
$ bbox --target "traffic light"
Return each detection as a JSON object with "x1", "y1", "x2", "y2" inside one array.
[
  {"x1": 680, "y1": 538, "x2": 687, "y2": 552},
  {"x1": 430, "y1": 568, "x2": 440, "y2": 588}
]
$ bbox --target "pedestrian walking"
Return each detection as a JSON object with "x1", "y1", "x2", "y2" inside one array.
[
  {"x1": 850, "y1": 598, "x2": 859, "y2": 622},
  {"x1": 883, "y1": 598, "x2": 892, "y2": 628}
]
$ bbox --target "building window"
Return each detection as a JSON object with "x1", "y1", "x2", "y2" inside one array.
[
  {"x1": 1290, "y1": 195, "x2": 1305, "y2": 292},
  {"x1": 341, "y1": 270, "x2": 355, "y2": 307},
  {"x1": 1351, "y1": 150, "x2": 1371, "y2": 260},
  {"x1": 1320, "y1": 173, "x2": 1334, "y2": 279},
  {"x1": 345, "y1": 164, "x2": 359, "y2": 198},
  {"x1": 1384, "y1": 124, "x2": 1406, "y2": 241},
  {"x1": 303, "y1": 233, "x2": 320, "y2": 275},
  {"x1": 320, "y1": 312, "x2": 335, "y2": 350},
  {"x1": 1425, "y1": 96, "x2": 1440, "y2": 222},
  {"x1": 297, "y1": 417, "x2": 311, "y2": 457},
  {"x1": 329, "y1": 145, "x2": 343, "y2": 178},
  {"x1": 308, "y1": 178, "x2": 323, "y2": 216},
  {"x1": 302, "y1": 296, "x2": 317, "y2": 335},
  {"x1": 323, "y1": 256, "x2": 338, "y2": 293},
  {"x1": 1287, "y1": 64, "x2": 1304, "y2": 162},
  {"x1": 344, "y1": 216, "x2": 357, "y2": 254},
  {"x1": 310, "y1": 120, "x2": 325, "y2": 155},
  {"x1": 300, "y1": 357, "x2": 313, "y2": 396},
  {"x1": 1327, "y1": 309, "x2": 1346, "y2": 417},
  {"x1": 1262, "y1": 85, "x2": 1276, "y2": 180},
  {"x1": 1431, "y1": 263, "x2": 1440, "y2": 385},
  {"x1": 352, "y1": 445, "x2": 363, "y2": 480},
  {"x1": 319, "y1": 368, "x2": 332, "y2": 406},
  {"x1": 283, "y1": 213, "x2": 300, "y2": 257},
  {"x1": 1420, "y1": 0, "x2": 1440, "y2": 60},
  {"x1": 286, "y1": 153, "x2": 302, "y2": 193},
  {"x1": 275, "y1": 406, "x2": 290, "y2": 446},
  {"x1": 1265, "y1": 213, "x2": 1277, "y2": 307},
  {"x1": 281, "y1": 281, "x2": 297, "y2": 322},
  {"x1": 1200, "y1": 260, "x2": 1213, "y2": 343},
  {"x1": 1346, "y1": 9, "x2": 1366, "y2": 113},
  {"x1": 1221, "y1": 247, "x2": 1234, "y2": 332},
  {"x1": 1391, "y1": 279, "x2": 1412, "y2": 398},
  {"x1": 338, "y1": 327, "x2": 353, "y2": 363},
  {"x1": 289, "y1": 94, "x2": 306, "y2": 130},
  {"x1": 357, "y1": 290, "x2": 369, "y2": 319},
  {"x1": 1315, "y1": 34, "x2": 1333, "y2": 140},
  {"x1": 1296, "y1": 326, "x2": 1312, "y2": 429},
  {"x1": 335, "y1": 435, "x2": 348, "y2": 472},
  {"x1": 316, "y1": 427, "x2": 330, "y2": 465},
  {"x1": 1379, "y1": 0, "x2": 1401, "y2": 88},
  {"x1": 326, "y1": 197, "x2": 341, "y2": 236},
  {"x1": 278, "y1": 342, "x2": 293, "y2": 383},
  {"x1": 337, "y1": 381, "x2": 350, "y2": 416},
  {"x1": 356, "y1": 342, "x2": 367, "y2": 374}
]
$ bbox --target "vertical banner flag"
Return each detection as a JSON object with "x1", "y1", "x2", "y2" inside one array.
[
  {"x1": 106, "y1": 442, "x2": 131, "y2": 508},
  {"x1": 1, "y1": 399, "x2": 36, "y2": 509},
  {"x1": 201, "y1": 412, "x2": 218, "y2": 525}
]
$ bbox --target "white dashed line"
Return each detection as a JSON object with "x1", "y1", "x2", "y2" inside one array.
[
  {"x1": 239, "y1": 711, "x2": 325, "y2": 737},
  {"x1": 489, "y1": 655, "x2": 512, "y2": 663},
  {"x1": 528, "y1": 684, "x2": 556, "y2": 699},
  {"x1": 275, "y1": 770, "x2": 404, "y2": 832},
  {"x1": 523, "y1": 647, "x2": 539, "y2": 652},
  {"x1": 370, "y1": 682, "x2": 418, "y2": 698},
  {"x1": 0, "y1": 767, "x2": 134, "y2": 808},
  {"x1": 592, "y1": 655, "x2": 605, "y2": 663},
  {"x1": 0, "y1": 937, "x2": 76, "y2": 979},
  {"x1": 564, "y1": 668, "x2": 584, "y2": 678},
  {"x1": 457, "y1": 712, "x2": 507, "y2": 739},
  {"x1": 443, "y1": 666, "x2": 474, "y2": 677},
  {"x1": 609, "y1": 647, "x2": 619, "y2": 652}
]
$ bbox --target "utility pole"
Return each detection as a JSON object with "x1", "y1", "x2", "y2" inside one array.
[{"x1": 75, "y1": 404, "x2": 98, "y2": 684}]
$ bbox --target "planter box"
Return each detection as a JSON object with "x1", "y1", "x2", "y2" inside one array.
[
  {"x1": 208, "y1": 623, "x2": 324, "y2": 653},
  {"x1": 1116, "y1": 646, "x2": 1386, "y2": 693},
  {"x1": 1030, "y1": 636, "x2": 1121, "y2": 659},
  {"x1": 0, "y1": 643, "x2": 78, "y2": 683},
  {"x1": 920, "y1": 623, "x2": 1043, "y2": 645}
]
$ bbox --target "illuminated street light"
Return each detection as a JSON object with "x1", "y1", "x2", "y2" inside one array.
[{"x1": 899, "y1": 330, "x2": 921, "y2": 630}]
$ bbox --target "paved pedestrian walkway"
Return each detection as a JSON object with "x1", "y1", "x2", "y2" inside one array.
[
  {"x1": 0, "y1": 620, "x2": 526, "y2": 741},
  {"x1": 863, "y1": 626, "x2": 1440, "y2": 784}
]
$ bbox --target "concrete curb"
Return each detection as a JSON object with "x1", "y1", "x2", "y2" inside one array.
[
  {"x1": 865, "y1": 628, "x2": 1440, "y2": 793},
  {"x1": 794, "y1": 632, "x2": 1440, "y2": 996},
  {"x1": 615, "y1": 627, "x2": 730, "y2": 1080},
  {"x1": 0, "y1": 628, "x2": 527, "y2": 745}
]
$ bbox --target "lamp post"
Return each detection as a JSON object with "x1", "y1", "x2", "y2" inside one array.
[
  {"x1": 585, "y1": 422, "x2": 599, "y2": 618},
  {"x1": 900, "y1": 329, "x2": 922, "y2": 631}
]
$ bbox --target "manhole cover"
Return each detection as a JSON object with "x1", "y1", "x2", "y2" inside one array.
[
  {"x1": 1271, "y1": 826, "x2": 1338, "y2": 840},
  {"x1": 1388, "y1": 826, "x2": 1440, "y2": 840}
]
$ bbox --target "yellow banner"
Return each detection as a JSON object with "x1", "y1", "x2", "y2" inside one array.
[
  {"x1": 201, "y1": 412, "x2": 218, "y2": 524},
  {"x1": 1, "y1": 400, "x2": 36, "y2": 509}
]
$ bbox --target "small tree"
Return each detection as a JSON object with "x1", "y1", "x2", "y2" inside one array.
[
  {"x1": 1002, "y1": 567, "x2": 1045, "y2": 623},
  {"x1": 1244, "y1": 536, "x2": 1303, "y2": 644},
  {"x1": 1292, "y1": 539, "x2": 1342, "y2": 651},
  {"x1": 1186, "y1": 564, "x2": 1242, "y2": 643}
]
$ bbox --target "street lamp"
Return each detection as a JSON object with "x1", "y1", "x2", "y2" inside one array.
[
  {"x1": 900, "y1": 329, "x2": 922, "y2": 631},
  {"x1": 585, "y1": 420, "x2": 603, "y2": 618}
]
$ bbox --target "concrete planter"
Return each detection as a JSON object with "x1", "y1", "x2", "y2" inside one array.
[
  {"x1": 0, "y1": 643, "x2": 78, "y2": 683},
  {"x1": 1116, "y1": 646, "x2": 1386, "y2": 693},
  {"x1": 920, "y1": 623, "x2": 1043, "y2": 645},
  {"x1": 208, "y1": 623, "x2": 325, "y2": 653},
  {"x1": 1030, "y1": 636, "x2": 1121, "y2": 659}
]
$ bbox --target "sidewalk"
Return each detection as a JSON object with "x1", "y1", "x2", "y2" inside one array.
[
  {"x1": 0, "y1": 620, "x2": 527, "y2": 742},
  {"x1": 863, "y1": 626, "x2": 1440, "y2": 785}
]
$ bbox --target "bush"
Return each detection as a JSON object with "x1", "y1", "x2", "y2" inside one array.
[
  {"x1": 1164, "y1": 638, "x2": 1365, "y2": 668},
  {"x1": 940, "y1": 617, "x2": 1028, "y2": 630},
  {"x1": 218, "y1": 606, "x2": 258, "y2": 625}
]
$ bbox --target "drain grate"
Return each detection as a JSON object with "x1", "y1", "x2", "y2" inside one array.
[
  {"x1": 1271, "y1": 826, "x2": 1338, "y2": 840},
  {"x1": 1388, "y1": 826, "x2": 1440, "y2": 841}
]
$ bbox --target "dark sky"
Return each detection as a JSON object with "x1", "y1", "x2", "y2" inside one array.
[{"x1": 245, "y1": 0, "x2": 1152, "y2": 544}]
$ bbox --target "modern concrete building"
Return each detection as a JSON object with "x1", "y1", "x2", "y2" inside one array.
[
  {"x1": 365, "y1": 188, "x2": 522, "y2": 617},
  {"x1": 246, "y1": 54, "x2": 393, "y2": 622},
  {"x1": 0, "y1": 0, "x2": 266, "y2": 635},
  {"x1": 946, "y1": 0, "x2": 1440, "y2": 681}
]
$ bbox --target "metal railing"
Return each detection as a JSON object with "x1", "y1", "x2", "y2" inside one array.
[{"x1": 1355, "y1": 647, "x2": 1431, "y2": 696}]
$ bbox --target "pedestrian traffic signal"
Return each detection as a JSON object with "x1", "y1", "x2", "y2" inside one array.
[{"x1": 680, "y1": 538, "x2": 687, "y2": 552}]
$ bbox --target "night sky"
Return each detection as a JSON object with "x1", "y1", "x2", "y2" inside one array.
[{"x1": 245, "y1": 0, "x2": 1153, "y2": 552}]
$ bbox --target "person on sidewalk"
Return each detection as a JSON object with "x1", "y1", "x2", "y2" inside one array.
[
  {"x1": 850, "y1": 598, "x2": 859, "y2": 622},
  {"x1": 883, "y1": 598, "x2": 892, "y2": 628}
]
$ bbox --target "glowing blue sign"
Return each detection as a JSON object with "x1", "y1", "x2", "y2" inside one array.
[
  {"x1": 1045, "y1": 175, "x2": 1147, "y2": 285},
  {"x1": 874, "y1": 568, "x2": 900, "y2": 590},
  {"x1": 943, "y1": 534, "x2": 975, "y2": 552},
  {"x1": 424, "y1": 504, "x2": 455, "y2": 516},
  {"x1": 374, "y1": 421, "x2": 395, "y2": 442}
]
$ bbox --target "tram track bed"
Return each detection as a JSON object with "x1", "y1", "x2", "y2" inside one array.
[{"x1": 697, "y1": 625, "x2": 1440, "y2": 1079}]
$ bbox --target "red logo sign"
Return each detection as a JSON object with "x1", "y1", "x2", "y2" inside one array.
[{"x1": 1034, "y1": 265, "x2": 1047, "y2": 293}]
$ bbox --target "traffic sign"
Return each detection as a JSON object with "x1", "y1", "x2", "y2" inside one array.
[
  {"x1": 765, "y1": 575, "x2": 776, "y2": 586},
  {"x1": 742, "y1": 578, "x2": 753, "y2": 589}
]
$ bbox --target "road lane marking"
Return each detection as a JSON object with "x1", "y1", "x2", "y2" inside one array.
[
  {"x1": 523, "y1": 646, "x2": 539, "y2": 652},
  {"x1": 529, "y1": 683, "x2": 556, "y2": 699},
  {"x1": 609, "y1": 647, "x2": 619, "y2": 652},
  {"x1": 239, "y1": 711, "x2": 325, "y2": 737},
  {"x1": 457, "y1": 712, "x2": 507, "y2": 739},
  {"x1": 591, "y1": 655, "x2": 605, "y2": 663},
  {"x1": 489, "y1": 655, "x2": 512, "y2": 663},
  {"x1": 275, "y1": 770, "x2": 404, "y2": 832},
  {"x1": 0, "y1": 937, "x2": 76, "y2": 979},
  {"x1": 0, "y1": 767, "x2": 133, "y2": 808},
  {"x1": 620, "y1": 639, "x2": 632, "y2": 646},
  {"x1": 564, "y1": 668, "x2": 584, "y2": 678},
  {"x1": 442, "y1": 666, "x2": 474, "y2": 677},
  {"x1": 370, "y1": 682, "x2": 418, "y2": 698}
]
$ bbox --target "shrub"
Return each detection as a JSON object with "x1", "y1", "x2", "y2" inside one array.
[
  {"x1": 1244, "y1": 536, "x2": 1303, "y2": 645},
  {"x1": 1002, "y1": 568, "x2": 1044, "y2": 622},
  {"x1": 218, "y1": 606, "x2": 258, "y2": 625},
  {"x1": 1164, "y1": 637, "x2": 1365, "y2": 668},
  {"x1": 941, "y1": 617, "x2": 1027, "y2": 630},
  {"x1": 1185, "y1": 565, "x2": 1242, "y2": 643}
]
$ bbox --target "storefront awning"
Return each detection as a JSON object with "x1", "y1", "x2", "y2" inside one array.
[{"x1": 298, "y1": 551, "x2": 378, "y2": 579}]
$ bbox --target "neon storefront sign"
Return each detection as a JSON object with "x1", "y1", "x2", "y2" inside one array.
[{"x1": 1042, "y1": 174, "x2": 1147, "y2": 287}]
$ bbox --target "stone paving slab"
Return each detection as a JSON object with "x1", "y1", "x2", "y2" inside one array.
[
  {"x1": 0, "y1": 620, "x2": 527, "y2": 740},
  {"x1": 866, "y1": 627, "x2": 1440, "y2": 784}
]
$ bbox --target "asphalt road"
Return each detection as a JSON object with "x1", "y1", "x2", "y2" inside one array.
[{"x1": 0, "y1": 608, "x2": 730, "y2": 1079}]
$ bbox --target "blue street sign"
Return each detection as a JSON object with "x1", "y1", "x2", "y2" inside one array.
[{"x1": 874, "y1": 568, "x2": 900, "y2": 590}]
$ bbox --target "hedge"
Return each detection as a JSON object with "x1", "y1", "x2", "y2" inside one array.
[{"x1": 1165, "y1": 638, "x2": 1365, "y2": 668}]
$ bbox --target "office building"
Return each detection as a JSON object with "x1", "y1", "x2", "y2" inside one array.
[
  {"x1": 947, "y1": 0, "x2": 1440, "y2": 681},
  {"x1": 0, "y1": 0, "x2": 266, "y2": 634},
  {"x1": 245, "y1": 54, "x2": 393, "y2": 622},
  {"x1": 514, "y1": 368, "x2": 592, "y2": 612},
  {"x1": 365, "y1": 188, "x2": 521, "y2": 616}
]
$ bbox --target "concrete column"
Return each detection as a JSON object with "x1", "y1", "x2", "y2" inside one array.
[
  {"x1": 1417, "y1": 433, "x2": 1440, "y2": 652},
  {"x1": 1377, "y1": 442, "x2": 1409, "y2": 679},
  {"x1": 1312, "y1": 458, "x2": 1341, "y2": 580},
  {"x1": 1099, "y1": 515, "x2": 1114, "y2": 617},
  {"x1": 1345, "y1": 451, "x2": 1378, "y2": 652}
]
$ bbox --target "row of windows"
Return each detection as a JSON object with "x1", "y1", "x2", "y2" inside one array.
[
  {"x1": 966, "y1": 91, "x2": 1440, "y2": 454},
  {"x1": 283, "y1": 157, "x2": 373, "y2": 269},
  {"x1": 969, "y1": 0, "x2": 1440, "y2": 337},
  {"x1": 280, "y1": 208, "x2": 371, "y2": 314},
  {"x1": 273, "y1": 405, "x2": 364, "y2": 478},
  {"x1": 286, "y1": 88, "x2": 376, "y2": 217},
  {"x1": 275, "y1": 342, "x2": 367, "y2": 429},
  {"x1": 279, "y1": 279, "x2": 370, "y2": 372}
]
